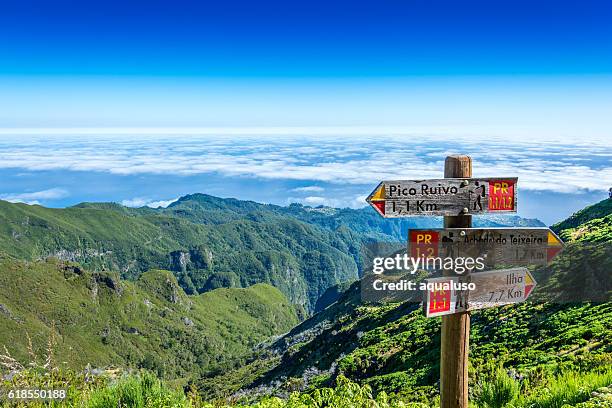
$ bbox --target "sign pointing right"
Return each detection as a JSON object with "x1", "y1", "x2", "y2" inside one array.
[
  {"x1": 425, "y1": 267, "x2": 538, "y2": 318},
  {"x1": 408, "y1": 227, "x2": 564, "y2": 266}
]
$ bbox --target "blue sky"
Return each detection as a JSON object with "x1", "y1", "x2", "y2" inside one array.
[
  {"x1": 0, "y1": 1, "x2": 611, "y2": 132},
  {"x1": 1, "y1": 0, "x2": 612, "y2": 130},
  {"x1": 0, "y1": 1, "x2": 610, "y2": 224},
  {"x1": 2, "y1": 0, "x2": 611, "y2": 77}
]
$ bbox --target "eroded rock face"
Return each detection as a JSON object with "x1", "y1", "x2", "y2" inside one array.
[
  {"x1": 170, "y1": 250, "x2": 191, "y2": 273},
  {"x1": 90, "y1": 273, "x2": 123, "y2": 296},
  {"x1": 62, "y1": 264, "x2": 84, "y2": 277},
  {"x1": 169, "y1": 246, "x2": 214, "y2": 273},
  {"x1": 167, "y1": 278, "x2": 180, "y2": 303},
  {"x1": 164, "y1": 276, "x2": 192, "y2": 307}
]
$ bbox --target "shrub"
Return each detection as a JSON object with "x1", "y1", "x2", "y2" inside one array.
[
  {"x1": 87, "y1": 371, "x2": 188, "y2": 408},
  {"x1": 474, "y1": 368, "x2": 520, "y2": 408},
  {"x1": 517, "y1": 368, "x2": 612, "y2": 408}
]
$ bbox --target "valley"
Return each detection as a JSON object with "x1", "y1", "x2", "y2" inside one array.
[{"x1": 0, "y1": 195, "x2": 609, "y2": 407}]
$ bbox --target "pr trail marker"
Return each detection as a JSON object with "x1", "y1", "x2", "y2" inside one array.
[
  {"x1": 366, "y1": 177, "x2": 517, "y2": 217},
  {"x1": 408, "y1": 228, "x2": 564, "y2": 266},
  {"x1": 424, "y1": 267, "x2": 537, "y2": 318}
]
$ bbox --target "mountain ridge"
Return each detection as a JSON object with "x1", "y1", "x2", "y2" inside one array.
[{"x1": 0, "y1": 194, "x2": 544, "y2": 312}]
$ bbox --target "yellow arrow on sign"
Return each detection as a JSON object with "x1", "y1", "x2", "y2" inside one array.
[
  {"x1": 367, "y1": 183, "x2": 386, "y2": 215},
  {"x1": 547, "y1": 230, "x2": 563, "y2": 262}
]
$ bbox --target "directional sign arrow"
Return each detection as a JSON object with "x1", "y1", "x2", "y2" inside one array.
[
  {"x1": 408, "y1": 228, "x2": 564, "y2": 265},
  {"x1": 366, "y1": 178, "x2": 518, "y2": 217},
  {"x1": 424, "y1": 267, "x2": 537, "y2": 318}
]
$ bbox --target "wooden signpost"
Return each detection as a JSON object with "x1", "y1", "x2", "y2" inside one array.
[
  {"x1": 408, "y1": 228, "x2": 564, "y2": 265},
  {"x1": 440, "y1": 156, "x2": 471, "y2": 408},
  {"x1": 424, "y1": 267, "x2": 537, "y2": 318},
  {"x1": 365, "y1": 155, "x2": 562, "y2": 408},
  {"x1": 366, "y1": 177, "x2": 517, "y2": 217}
]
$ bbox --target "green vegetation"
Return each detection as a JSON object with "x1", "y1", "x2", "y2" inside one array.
[
  {"x1": 1, "y1": 368, "x2": 409, "y2": 408},
  {"x1": 2, "y1": 366, "x2": 611, "y2": 407},
  {"x1": 555, "y1": 213, "x2": 612, "y2": 243},
  {"x1": 473, "y1": 367, "x2": 520, "y2": 408},
  {"x1": 516, "y1": 368, "x2": 612, "y2": 408},
  {"x1": 0, "y1": 195, "x2": 609, "y2": 407},
  {"x1": 0, "y1": 366, "x2": 189, "y2": 408},
  {"x1": 552, "y1": 198, "x2": 612, "y2": 235},
  {"x1": 194, "y1": 198, "x2": 611, "y2": 405},
  {"x1": 0, "y1": 194, "x2": 543, "y2": 312},
  {"x1": 0, "y1": 198, "x2": 359, "y2": 312},
  {"x1": 209, "y1": 298, "x2": 610, "y2": 403},
  {"x1": 551, "y1": 198, "x2": 612, "y2": 244},
  {"x1": 0, "y1": 257, "x2": 297, "y2": 381}
]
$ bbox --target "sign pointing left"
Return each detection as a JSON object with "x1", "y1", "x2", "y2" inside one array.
[
  {"x1": 367, "y1": 178, "x2": 518, "y2": 217},
  {"x1": 369, "y1": 182, "x2": 387, "y2": 215}
]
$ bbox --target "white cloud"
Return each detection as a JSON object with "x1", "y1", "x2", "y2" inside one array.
[
  {"x1": 147, "y1": 198, "x2": 179, "y2": 208},
  {"x1": 121, "y1": 197, "x2": 178, "y2": 208},
  {"x1": 287, "y1": 194, "x2": 368, "y2": 209},
  {"x1": 302, "y1": 196, "x2": 329, "y2": 206},
  {"x1": 121, "y1": 198, "x2": 149, "y2": 207},
  {"x1": 1, "y1": 188, "x2": 69, "y2": 204},
  {"x1": 0, "y1": 134, "x2": 610, "y2": 198},
  {"x1": 291, "y1": 186, "x2": 325, "y2": 193}
]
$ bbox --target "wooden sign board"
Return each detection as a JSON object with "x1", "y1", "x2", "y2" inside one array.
[
  {"x1": 424, "y1": 267, "x2": 537, "y2": 318},
  {"x1": 408, "y1": 228, "x2": 563, "y2": 265},
  {"x1": 366, "y1": 178, "x2": 517, "y2": 217}
]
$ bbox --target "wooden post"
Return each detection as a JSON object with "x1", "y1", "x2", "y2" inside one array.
[{"x1": 440, "y1": 155, "x2": 472, "y2": 408}]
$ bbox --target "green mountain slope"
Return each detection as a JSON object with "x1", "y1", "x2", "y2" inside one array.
[
  {"x1": 552, "y1": 198, "x2": 612, "y2": 243},
  {"x1": 0, "y1": 195, "x2": 543, "y2": 312},
  {"x1": 156, "y1": 194, "x2": 544, "y2": 240},
  {"x1": 0, "y1": 200, "x2": 359, "y2": 312},
  {"x1": 552, "y1": 198, "x2": 612, "y2": 235},
  {"x1": 199, "y1": 198, "x2": 612, "y2": 404},
  {"x1": 0, "y1": 256, "x2": 298, "y2": 381}
]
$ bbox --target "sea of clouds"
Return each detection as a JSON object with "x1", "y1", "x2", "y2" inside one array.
[{"x1": 0, "y1": 130, "x2": 609, "y2": 212}]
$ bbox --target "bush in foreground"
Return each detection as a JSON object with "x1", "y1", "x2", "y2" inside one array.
[{"x1": 1, "y1": 367, "x2": 611, "y2": 407}]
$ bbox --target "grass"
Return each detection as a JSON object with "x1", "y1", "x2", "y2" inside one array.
[
  {"x1": 515, "y1": 368, "x2": 612, "y2": 408},
  {"x1": 1, "y1": 368, "x2": 429, "y2": 408},
  {"x1": 473, "y1": 368, "x2": 520, "y2": 408},
  {"x1": 0, "y1": 258, "x2": 298, "y2": 381},
  {"x1": 86, "y1": 372, "x2": 188, "y2": 408},
  {"x1": 2, "y1": 367, "x2": 610, "y2": 408},
  {"x1": 0, "y1": 368, "x2": 188, "y2": 408},
  {"x1": 472, "y1": 366, "x2": 612, "y2": 408}
]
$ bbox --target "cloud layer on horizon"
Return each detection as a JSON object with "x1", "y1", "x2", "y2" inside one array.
[
  {"x1": 0, "y1": 187, "x2": 69, "y2": 205},
  {"x1": 121, "y1": 197, "x2": 179, "y2": 208},
  {"x1": 0, "y1": 134, "x2": 609, "y2": 207}
]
